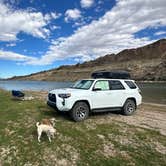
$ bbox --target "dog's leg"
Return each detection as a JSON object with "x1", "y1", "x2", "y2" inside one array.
[
  {"x1": 47, "y1": 134, "x2": 51, "y2": 142},
  {"x1": 48, "y1": 136, "x2": 51, "y2": 142},
  {"x1": 38, "y1": 130, "x2": 42, "y2": 142},
  {"x1": 47, "y1": 132, "x2": 52, "y2": 142},
  {"x1": 52, "y1": 133, "x2": 55, "y2": 139}
]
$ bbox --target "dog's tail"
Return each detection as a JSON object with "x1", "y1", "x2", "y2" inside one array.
[{"x1": 36, "y1": 122, "x2": 40, "y2": 127}]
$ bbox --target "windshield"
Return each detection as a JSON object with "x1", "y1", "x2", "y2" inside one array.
[{"x1": 71, "y1": 80, "x2": 94, "y2": 90}]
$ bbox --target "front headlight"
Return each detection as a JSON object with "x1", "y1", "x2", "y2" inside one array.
[{"x1": 58, "y1": 93, "x2": 71, "y2": 98}]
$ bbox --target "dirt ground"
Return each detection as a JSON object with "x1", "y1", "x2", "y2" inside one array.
[
  {"x1": 31, "y1": 91, "x2": 166, "y2": 136},
  {"x1": 0, "y1": 90, "x2": 165, "y2": 165},
  {"x1": 77, "y1": 103, "x2": 166, "y2": 139},
  {"x1": 112, "y1": 103, "x2": 166, "y2": 136}
]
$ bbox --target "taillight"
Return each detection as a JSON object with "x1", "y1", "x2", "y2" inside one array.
[{"x1": 138, "y1": 88, "x2": 141, "y2": 94}]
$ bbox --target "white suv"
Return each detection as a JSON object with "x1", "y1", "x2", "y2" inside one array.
[{"x1": 47, "y1": 79, "x2": 142, "y2": 121}]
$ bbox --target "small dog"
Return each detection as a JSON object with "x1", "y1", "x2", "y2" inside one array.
[
  {"x1": 41, "y1": 118, "x2": 56, "y2": 127},
  {"x1": 36, "y1": 118, "x2": 56, "y2": 142}
]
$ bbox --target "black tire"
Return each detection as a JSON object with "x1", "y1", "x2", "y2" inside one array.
[
  {"x1": 123, "y1": 99, "x2": 136, "y2": 116},
  {"x1": 70, "y1": 102, "x2": 89, "y2": 122}
]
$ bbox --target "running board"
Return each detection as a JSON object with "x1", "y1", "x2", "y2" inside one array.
[{"x1": 92, "y1": 107, "x2": 122, "y2": 113}]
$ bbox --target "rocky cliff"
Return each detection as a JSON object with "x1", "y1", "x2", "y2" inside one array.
[{"x1": 9, "y1": 39, "x2": 166, "y2": 81}]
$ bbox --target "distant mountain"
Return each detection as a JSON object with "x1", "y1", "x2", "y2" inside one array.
[{"x1": 9, "y1": 39, "x2": 166, "y2": 81}]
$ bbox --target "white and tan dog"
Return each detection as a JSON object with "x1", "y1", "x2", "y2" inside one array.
[
  {"x1": 36, "y1": 118, "x2": 56, "y2": 142},
  {"x1": 41, "y1": 118, "x2": 56, "y2": 127}
]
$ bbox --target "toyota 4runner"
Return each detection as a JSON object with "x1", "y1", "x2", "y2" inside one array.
[{"x1": 47, "y1": 78, "x2": 142, "y2": 122}]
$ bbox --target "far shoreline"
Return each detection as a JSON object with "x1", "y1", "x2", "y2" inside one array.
[{"x1": 1, "y1": 79, "x2": 166, "y2": 83}]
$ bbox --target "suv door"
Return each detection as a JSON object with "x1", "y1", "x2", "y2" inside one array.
[
  {"x1": 108, "y1": 80, "x2": 126, "y2": 107},
  {"x1": 91, "y1": 80, "x2": 111, "y2": 109},
  {"x1": 91, "y1": 80, "x2": 126, "y2": 109}
]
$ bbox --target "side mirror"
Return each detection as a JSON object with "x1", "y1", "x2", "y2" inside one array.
[{"x1": 93, "y1": 88, "x2": 102, "y2": 91}]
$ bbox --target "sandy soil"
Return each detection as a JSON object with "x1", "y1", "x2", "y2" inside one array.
[
  {"x1": 113, "y1": 103, "x2": 166, "y2": 136},
  {"x1": 89, "y1": 103, "x2": 166, "y2": 136},
  {"x1": 26, "y1": 91, "x2": 166, "y2": 136}
]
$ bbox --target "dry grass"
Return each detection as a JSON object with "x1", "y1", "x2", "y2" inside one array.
[{"x1": 0, "y1": 90, "x2": 165, "y2": 165}]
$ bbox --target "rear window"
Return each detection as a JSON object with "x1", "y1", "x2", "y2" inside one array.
[
  {"x1": 125, "y1": 81, "x2": 137, "y2": 89},
  {"x1": 109, "y1": 80, "x2": 125, "y2": 90}
]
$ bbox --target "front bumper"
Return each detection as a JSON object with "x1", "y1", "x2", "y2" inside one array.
[
  {"x1": 47, "y1": 99, "x2": 72, "y2": 112},
  {"x1": 47, "y1": 100, "x2": 57, "y2": 108},
  {"x1": 47, "y1": 92, "x2": 75, "y2": 112}
]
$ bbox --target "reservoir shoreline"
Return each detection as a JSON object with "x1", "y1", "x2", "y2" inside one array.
[{"x1": 0, "y1": 80, "x2": 166, "y2": 105}]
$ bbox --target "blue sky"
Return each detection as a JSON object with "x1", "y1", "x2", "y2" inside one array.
[{"x1": 0, "y1": 0, "x2": 166, "y2": 78}]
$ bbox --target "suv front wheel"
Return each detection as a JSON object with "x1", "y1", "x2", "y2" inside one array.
[
  {"x1": 70, "y1": 102, "x2": 89, "y2": 122},
  {"x1": 123, "y1": 99, "x2": 136, "y2": 115}
]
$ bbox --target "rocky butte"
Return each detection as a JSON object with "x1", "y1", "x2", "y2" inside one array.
[{"x1": 9, "y1": 39, "x2": 166, "y2": 81}]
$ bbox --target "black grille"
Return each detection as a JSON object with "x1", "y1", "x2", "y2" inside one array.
[{"x1": 48, "y1": 93, "x2": 56, "y2": 102}]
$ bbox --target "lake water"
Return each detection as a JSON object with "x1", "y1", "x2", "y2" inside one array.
[
  {"x1": 0, "y1": 80, "x2": 72, "y2": 91},
  {"x1": 0, "y1": 80, "x2": 165, "y2": 104}
]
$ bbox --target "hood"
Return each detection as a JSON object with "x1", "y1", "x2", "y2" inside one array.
[{"x1": 49, "y1": 88, "x2": 88, "y2": 94}]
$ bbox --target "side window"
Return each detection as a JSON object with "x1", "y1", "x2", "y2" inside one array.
[
  {"x1": 125, "y1": 81, "x2": 137, "y2": 89},
  {"x1": 94, "y1": 80, "x2": 110, "y2": 90},
  {"x1": 109, "y1": 80, "x2": 125, "y2": 90}
]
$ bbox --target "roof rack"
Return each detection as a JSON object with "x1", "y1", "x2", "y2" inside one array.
[{"x1": 91, "y1": 70, "x2": 131, "y2": 79}]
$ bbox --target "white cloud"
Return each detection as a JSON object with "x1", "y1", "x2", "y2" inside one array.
[
  {"x1": 155, "y1": 31, "x2": 166, "y2": 36},
  {"x1": 0, "y1": 2, "x2": 60, "y2": 41},
  {"x1": 2, "y1": 0, "x2": 166, "y2": 66},
  {"x1": 50, "y1": 12, "x2": 62, "y2": 19},
  {"x1": 65, "y1": 8, "x2": 81, "y2": 22},
  {"x1": 0, "y1": 50, "x2": 37, "y2": 62},
  {"x1": 25, "y1": 0, "x2": 166, "y2": 65},
  {"x1": 6, "y1": 43, "x2": 16, "y2": 47},
  {"x1": 50, "y1": 25, "x2": 61, "y2": 31},
  {"x1": 81, "y1": 0, "x2": 94, "y2": 8}
]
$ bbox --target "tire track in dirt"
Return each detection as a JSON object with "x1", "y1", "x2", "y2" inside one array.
[{"x1": 112, "y1": 103, "x2": 166, "y2": 136}]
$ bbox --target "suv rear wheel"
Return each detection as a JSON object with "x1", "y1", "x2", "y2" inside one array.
[
  {"x1": 71, "y1": 102, "x2": 89, "y2": 122},
  {"x1": 123, "y1": 99, "x2": 136, "y2": 115}
]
